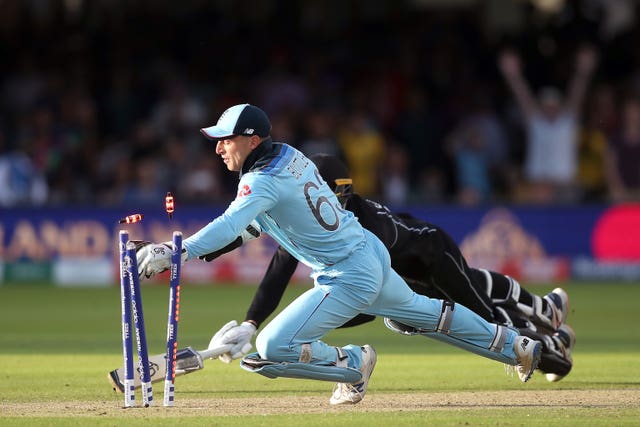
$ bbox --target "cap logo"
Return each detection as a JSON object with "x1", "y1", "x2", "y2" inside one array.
[{"x1": 244, "y1": 128, "x2": 254, "y2": 134}]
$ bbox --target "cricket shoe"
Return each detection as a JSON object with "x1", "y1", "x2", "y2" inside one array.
[
  {"x1": 543, "y1": 288, "x2": 570, "y2": 330},
  {"x1": 329, "y1": 345, "x2": 377, "y2": 405},
  {"x1": 512, "y1": 336, "x2": 541, "y2": 382},
  {"x1": 546, "y1": 324, "x2": 576, "y2": 382}
]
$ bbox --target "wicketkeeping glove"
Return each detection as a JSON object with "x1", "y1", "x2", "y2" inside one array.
[
  {"x1": 208, "y1": 320, "x2": 257, "y2": 364},
  {"x1": 241, "y1": 220, "x2": 261, "y2": 242},
  {"x1": 136, "y1": 241, "x2": 187, "y2": 280}
]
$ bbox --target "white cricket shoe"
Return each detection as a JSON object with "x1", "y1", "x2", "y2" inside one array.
[
  {"x1": 544, "y1": 288, "x2": 570, "y2": 330},
  {"x1": 546, "y1": 324, "x2": 576, "y2": 382},
  {"x1": 329, "y1": 345, "x2": 377, "y2": 405},
  {"x1": 513, "y1": 336, "x2": 542, "y2": 382}
]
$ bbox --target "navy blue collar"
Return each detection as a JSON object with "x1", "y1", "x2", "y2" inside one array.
[{"x1": 240, "y1": 137, "x2": 274, "y2": 177}]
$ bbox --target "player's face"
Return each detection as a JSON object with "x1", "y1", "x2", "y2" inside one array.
[{"x1": 215, "y1": 136, "x2": 256, "y2": 171}]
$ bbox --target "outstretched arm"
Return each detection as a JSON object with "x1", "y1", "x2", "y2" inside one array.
[
  {"x1": 498, "y1": 49, "x2": 538, "y2": 120},
  {"x1": 565, "y1": 46, "x2": 598, "y2": 114}
]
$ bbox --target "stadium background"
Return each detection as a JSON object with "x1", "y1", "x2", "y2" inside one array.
[{"x1": 1, "y1": 0, "x2": 639, "y2": 286}]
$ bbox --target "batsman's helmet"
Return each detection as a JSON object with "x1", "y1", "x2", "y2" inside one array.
[{"x1": 309, "y1": 154, "x2": 353, "y2": 201}]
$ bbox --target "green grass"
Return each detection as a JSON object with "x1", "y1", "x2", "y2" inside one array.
[{"x1": 0, "y1": 282, "x2": 639, "y2": 425}]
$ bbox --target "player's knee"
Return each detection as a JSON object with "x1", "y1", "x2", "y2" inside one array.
[
  {"x1": 255, "y1": 332, "x2": 290, "y2": 361},
  {"x1": 254, "y1": 332, "x2": 270, "y2": 358}
]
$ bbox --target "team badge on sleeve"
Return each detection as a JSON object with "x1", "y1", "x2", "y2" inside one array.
[{"x1": 237, "y1": 185, "x2": 252, "y2": 198}]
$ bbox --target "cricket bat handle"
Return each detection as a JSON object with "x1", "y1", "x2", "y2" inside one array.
[{"x1": 198, "y1": 344, "x2": 233, "y2": 360}]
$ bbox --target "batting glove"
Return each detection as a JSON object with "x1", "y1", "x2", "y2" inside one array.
[
  {"x1": 208, "y1": 320, "x2": 257, "y2": 364},
  {"x1": 136, "y1": 241, "x2": 187, "y2": 280}
]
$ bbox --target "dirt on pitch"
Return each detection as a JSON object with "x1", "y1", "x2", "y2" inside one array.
[{"x1": 2, "y1": 390, "x2": 638, "y2": 418}]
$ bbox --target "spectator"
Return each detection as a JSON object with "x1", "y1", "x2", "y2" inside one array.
[
  {"x1": 447, "y1": 91, "x2": 512, "y2": 204},
  {"x1": 0, "y1": 130, "x2": 48, "y2": 207},
  {"x1": 447, "y1": 121, "x2": 493, "y2": 205},
  {"x1": 151, "y1": 79, "x2": 207, "y2": 137},
  {"x1": 103, "y1": 66, "x2": 143, "y2": 140},
  {"x1": 605, "y1": 96, "x2": 640, "y2": 202},
  {"x1": 393, "y1": 88, "x2": 446, "y2": 200},
  {"x1": 48, "y1": 85, "x2": 101, "y2": 203},
  {"x1": 181, "y1": 155, "x2": 225, "y2": 203},
  {"x1": 588, "y1": 83, "x2": 619, "y2": 139},
  {"x1": 129, "y1": 120, "x2": 162, "y2": 161},
  {"x1": 1, "y1": 53, "x2": 46, "y2": 117},
  {"x1": 254, "y1": 49, "x2": 310, "y2": 116},
  {"x1": 14, "y1": 102, "x2": 62, "y2": 182},
  {"x1": 380, "y1": 143, "x2": 410, "y2": 206},
  {"x1": 298, "y1": 108, "x2": 342, "y2": 158},
  {"x1": 498, "y1": 46, "x2": 599, "y2": 203},
  {"x1": 577, "y1": 92, "x2": 610, "y2": 201},
  {"x1": 269, "y1": 112, "x2": 298, "y2": 147},
  {"x1": 338, "y1": 109, "x2": 385, "y2": 197},
  {"x1": 97, "y1": 148, "x2": 134, "y2": 206},
  {"x1": 120, "y1": 157, "x2": 165, "y2": 206},
  {"x1": 1, "y1": 3, "x2": 639, "y2": 206}
]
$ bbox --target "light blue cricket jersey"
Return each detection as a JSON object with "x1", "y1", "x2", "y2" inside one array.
[{"x1": 183, "y1": 141, "x2": 365, "y2": 270}]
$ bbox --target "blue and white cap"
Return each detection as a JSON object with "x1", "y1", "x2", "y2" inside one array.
[{"x1": 200, "y1": 104, "x2": 271, "y2": 140}]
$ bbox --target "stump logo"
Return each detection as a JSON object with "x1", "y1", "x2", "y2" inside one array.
[{"x1": 137, "y1": 360, "x2": 159, "y2": 378}]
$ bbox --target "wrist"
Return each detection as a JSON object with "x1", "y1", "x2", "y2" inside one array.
[{"x1": 243, "y1": 320, "x2": 259, "y2": 329}]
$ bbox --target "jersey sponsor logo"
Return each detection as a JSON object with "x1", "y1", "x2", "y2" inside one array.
[{"x1": 237, "y1": 184, "x2": 252, "y2": 197}]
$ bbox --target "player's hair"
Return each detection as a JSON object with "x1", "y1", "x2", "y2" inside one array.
[{"x1": 308, "y1": 154, "x2": 353, "y2": 200}]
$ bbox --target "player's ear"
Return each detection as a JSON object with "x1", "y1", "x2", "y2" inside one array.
[{"x1": 249, "y1": 135, "x2": 262, "y2": 150}]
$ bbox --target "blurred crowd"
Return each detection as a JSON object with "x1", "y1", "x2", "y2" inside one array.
[{"x1": 1, "y1": 0, "x2": 639, "y2": 208}]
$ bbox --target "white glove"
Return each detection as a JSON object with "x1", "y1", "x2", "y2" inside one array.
[
  {"x1": 208, "y1": 320, "x2": 257, "y2": 364},
  {"x1": 241, "y1": 220, "x2": 261, "y2": 242},
  {"x1": 136, "y1": 241, "x2": 187, "y2": 280}
]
